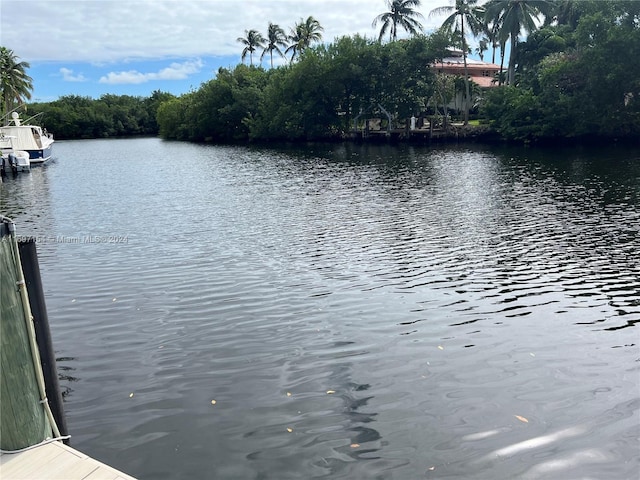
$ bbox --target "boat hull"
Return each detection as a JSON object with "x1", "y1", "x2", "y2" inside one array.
[{"x1": 27, "y1": 145, "x2": 53, "y2": 164}]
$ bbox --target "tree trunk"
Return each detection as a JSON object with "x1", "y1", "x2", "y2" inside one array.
[
  {"x1": 462, "y1": 15, "x2": 470, "y2": 125},
  {"x1": 499, "y1": 41, "x2": 506, "y2": 86},
  {"x1": 508, "y1": 33, "x2": 517, "y2": 85}
]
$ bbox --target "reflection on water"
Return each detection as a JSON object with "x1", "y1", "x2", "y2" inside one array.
[
  {"x1": 55, "y1": 356, "x2": 79, "y2": 399},
  {"x1": 1, "y1": 139, "x2": 638, "y2": 479}
]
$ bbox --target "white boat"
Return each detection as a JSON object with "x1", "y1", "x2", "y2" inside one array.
[
  {"x1": 0, "y1": 134, "x2": 31, "y2": 174},
  {"x1": 0, "y1": 111, "x2": 54, "y2": 164}
]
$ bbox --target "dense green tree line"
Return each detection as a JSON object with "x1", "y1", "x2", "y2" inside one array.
[
  {"x1": 482, "y1": 0, "x2": 640, "y2": 142},
  {"x1": 7, "y1": 0, "x2": 638, "y2": 144},
  {"x1": 157, "y1": 34, "x2": 452, "y2": 142},
  {"x1": 155, "y1": 0, "x2": 639, "y2": 144},
  {"x1": 25, "y1": 91, "x2": 174, "y2": 139}
]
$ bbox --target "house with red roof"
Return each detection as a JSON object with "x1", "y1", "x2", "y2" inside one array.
[{"x1": 435, "y1": 49, "x2": 501, "y2": 88}]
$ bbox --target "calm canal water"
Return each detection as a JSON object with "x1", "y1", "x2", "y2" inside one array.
[{"x1": 1, "y1": 138, "x2": 639, "y2": 479}]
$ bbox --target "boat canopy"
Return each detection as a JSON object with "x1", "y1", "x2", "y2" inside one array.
[{"x1": 0, "y1": 126, "x2": 42, "y2": 150}]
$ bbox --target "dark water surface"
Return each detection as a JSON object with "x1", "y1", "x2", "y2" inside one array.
[{"x1": 1, "y1": 138, "x2": 639, "y2": 479}]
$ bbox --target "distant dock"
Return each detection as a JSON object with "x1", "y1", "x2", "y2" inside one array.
[
  {"x1": 0, "y1": 441, "x2": 137, "y2": 480},
  {"x1": 349, "y1": 122, "x2": 492, "y2": 143}
]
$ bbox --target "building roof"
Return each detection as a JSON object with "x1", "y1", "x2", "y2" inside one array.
[
  {"x1": 431, "y1": 48, "x2": 502, "y2": 89},
  {"x1": 431, "y1": 55, "x2": 502, "y2": 88},
  {"x1": 437, "y1": 56, "x2": 501, "y2": 70}
]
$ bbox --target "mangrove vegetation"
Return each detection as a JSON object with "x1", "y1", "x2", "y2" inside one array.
[{"x1": 5, "y1": 0, "x2": 640, "y2": 144}]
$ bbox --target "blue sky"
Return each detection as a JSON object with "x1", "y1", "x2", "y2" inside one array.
[{"x1": 2, "y1": 0, "x2": 493, "y2": 103}]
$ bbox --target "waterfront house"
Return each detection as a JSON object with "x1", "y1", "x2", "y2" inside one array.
[
  {"x1": 435, "y1": 48, "x2": 501, "y2": 88},
  {"x1": 433, "y1": 49, "x2": 501, "y2": 112}
]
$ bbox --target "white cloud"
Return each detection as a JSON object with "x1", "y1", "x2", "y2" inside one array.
[
  {"x1": 99, "y1": 59, "x2": 204, "y2": 84},
  {"x1": 2, "y1": 0, "x2": 446, "y2": 63},
  {"x1": 99, "y1": 71, "x2": 150, "y2": 85},
  {"x1": 59, "y1": 67, "x2": 87, "y2": 82}
]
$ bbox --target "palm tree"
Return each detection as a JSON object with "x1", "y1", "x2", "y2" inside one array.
[
  {"x1": 430, "y1": 0, "x2": 484, "y2": 124},
  {"x1": 237, "y1": 29, "x2": 266, "y2": 66},
  {"x1": 299, "y1": 16, "x2": 324, "y2": 48},
  {"x1": 285, "y1": 25, "x2": 303, "y2": 63},
  {"x1": 0, "y1": 47, "x2": 33, "y2": 116},
  {"x1": 545, "y1": 0, "x2": 581, "y2": 28},
  {"x1": 372, "y1": 0, "x2": 424, "y2": 42},
  {"x1": 285, "y1": 16, "x2": 324, "y2": 63},
  {"x1": 484, "y1": 0, "x2": 552, "y2": 85},
  {"x1": 497, "y1": 35, "x2": 507, "y2": 85},
  {"x1": 486, "y1": 17, "x2": 501, "y2": 64},
  {"x1": 475, "y1": 37, "x2": 489, "y2": 61},
  {"x1": 261, "y1": 23, "x2": 288, "y2": 68}
]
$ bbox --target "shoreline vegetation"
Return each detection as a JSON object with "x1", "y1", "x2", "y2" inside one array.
[{"x1": 13, "y1": 1, "x2": 640, "y2": 147}]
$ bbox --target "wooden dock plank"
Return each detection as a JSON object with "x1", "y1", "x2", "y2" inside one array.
[
  {"x1": 0, "y1": 443, "x2": 66, "y2": 479},
  {"x1": 29, "y1": 450, "x2": 95, "y2": 479},
  {"x1": 81, "y1": 470, "x2": 120, "y2": 480},
  {"x1": 0, "y1": 441, "x2": 137, "y2": 480}
]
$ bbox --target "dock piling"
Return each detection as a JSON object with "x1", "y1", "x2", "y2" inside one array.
[
  {"x1": 0, "y1": 217, "x2": 53, "y2": 451},
  {"x1": 17, "y1": 238, "x2": 68, "y2": 443}
]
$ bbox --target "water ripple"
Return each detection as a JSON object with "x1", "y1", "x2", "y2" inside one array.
[{"x1": 2, "y1": 140, "x2": 638, "y2": 479}]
